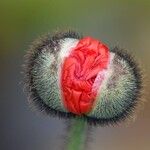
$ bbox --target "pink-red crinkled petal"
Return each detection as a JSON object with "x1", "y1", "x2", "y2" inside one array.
[{"x1": 61, "y1": 37, "x2": 110, "y2": 115}]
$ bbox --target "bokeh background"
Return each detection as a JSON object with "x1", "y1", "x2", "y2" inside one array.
[{"x1": 0, "y1": 0, "x2": 150, "y2": 150}]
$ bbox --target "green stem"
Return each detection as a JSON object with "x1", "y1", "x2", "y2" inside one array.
[{"x1": 67, "y1": 118, "x2": 87, "y2": 150}]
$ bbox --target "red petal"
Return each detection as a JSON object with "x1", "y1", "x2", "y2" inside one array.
[{"x1": 60, "y1": 37, "x2": 110, "y2": 115}]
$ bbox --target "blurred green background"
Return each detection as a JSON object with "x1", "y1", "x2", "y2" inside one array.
[{"x1": 0, "y1": 0, "x2": 150, "y2": 150}]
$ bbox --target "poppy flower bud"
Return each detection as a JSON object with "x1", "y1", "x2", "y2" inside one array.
[{"x1": 24, "y1": 31, "x2": 142, "y2": 125}]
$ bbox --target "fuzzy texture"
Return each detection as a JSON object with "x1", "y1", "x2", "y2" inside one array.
[
  {"x1": 86, "y1": 48, "x2": 142, "y2": 125},
  {"x1": 23, "y1": 31, "x2": 142, "y2": 126},
  {"x1": 87, "y1": 51, "x2": 140, "y2": 119},
  {"x1": 24, "y1": 31, "x2": 81, "y2": 117}
]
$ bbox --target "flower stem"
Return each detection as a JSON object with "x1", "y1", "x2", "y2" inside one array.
[{"x1": 66, "y1": 118, "x2": 87, "y2": 150}]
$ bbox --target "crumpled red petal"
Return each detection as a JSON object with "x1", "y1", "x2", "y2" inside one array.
[{"x1": 60, "y1": 37, "x2": 110, "y2": 115}]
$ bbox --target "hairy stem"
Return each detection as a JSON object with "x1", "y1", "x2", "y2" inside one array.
[{"x1": 67, "y1": 118, "x2": 87, "y2": 150}]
